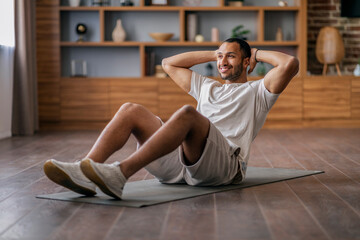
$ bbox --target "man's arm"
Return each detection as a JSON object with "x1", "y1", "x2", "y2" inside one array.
[
  {"x1": 248, "y1": 48, "x2": 299, "y2": 94},
  {"x1": 162, "y1": 51, "x2": 216, "y2": 92}
]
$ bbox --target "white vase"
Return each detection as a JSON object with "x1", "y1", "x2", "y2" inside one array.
[
  {"x1": 112, "y1": 19, "x2": 126, "y2": 42},
  {"x1": 187, "y1": 13, "x2": 197, "y2": 41},
  {"x1": 69, "y1": 0, "x2": 81, "y2": 7},
  {"x1": 354, "y1": 64, "x2": 360, "y2": 76}
]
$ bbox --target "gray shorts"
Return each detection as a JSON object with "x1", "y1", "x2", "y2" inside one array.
[{"x1": 139, "y1": 120, "x2": 244, "y2": 186}]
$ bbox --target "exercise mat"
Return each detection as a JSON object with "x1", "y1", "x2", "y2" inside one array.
[{"x1": 37, "y1": 167, "x2": 323, "y2": 208}]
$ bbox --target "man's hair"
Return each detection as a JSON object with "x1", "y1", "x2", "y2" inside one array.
[{"x1": 223, "y1": 38, "x2": 251, "y2": 59}]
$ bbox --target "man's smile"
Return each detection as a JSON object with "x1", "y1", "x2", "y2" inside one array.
[{"x1": 220, "y1": 66, "x2": 232, "y2": 73}]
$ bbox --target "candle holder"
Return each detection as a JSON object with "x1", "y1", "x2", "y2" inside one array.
[{"x1": 71, "y1": 60, "x2": 88, "y2": 77}]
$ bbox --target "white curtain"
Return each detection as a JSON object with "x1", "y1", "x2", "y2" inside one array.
[
  {"x1": 0, "y1": 0, "x2": 15, "y2": 139},
  {"x1": 0, "y1": 46, "x2": 15, "y2": 139}
]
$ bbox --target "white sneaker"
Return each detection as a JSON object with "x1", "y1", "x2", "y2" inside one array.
[
  {"x1": 80, "y1": 158, "x2": 127, "y2": 199},
  {"x1": 44, "y1": 159, "x2": 97, "y2": 196}
]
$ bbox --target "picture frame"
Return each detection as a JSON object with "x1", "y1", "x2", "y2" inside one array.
[{"x1": 151, "y1": 0, "x2": 168, "y2": 6}]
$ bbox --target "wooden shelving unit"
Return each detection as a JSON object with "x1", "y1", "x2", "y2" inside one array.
[
  {"x1": 58, "y1": 1, "x2": 305, "y2": 77},
  {"x1": 36, "y1": 0, "x2": 314, "y2": 129}
]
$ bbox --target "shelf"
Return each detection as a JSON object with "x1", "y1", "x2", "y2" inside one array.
[
  {"x1": 60, "y1": 41, "x2": 300, "y2": 47},
  {"x1": 59, "y1": 6, "x2": 300, "y2": 12},
  {"x1": 60, "y1": 41, "x2": 142, "y2": 46}
]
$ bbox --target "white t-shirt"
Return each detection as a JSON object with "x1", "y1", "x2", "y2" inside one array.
[{"x1": 189, "y1": 71, "x2": 279, "y2": 167}]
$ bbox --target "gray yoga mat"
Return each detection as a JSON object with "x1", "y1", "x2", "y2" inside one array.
[{"x1": 37, "y1": 167, "x2": 323, "y2": 208}]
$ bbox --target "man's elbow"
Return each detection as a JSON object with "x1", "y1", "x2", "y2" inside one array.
[
  {"x1": 287, "y1": 57, "x2": 299, "y2": 77},
  {"x1": 162, "y1": 58, "x2": 170, "y2": 74}
]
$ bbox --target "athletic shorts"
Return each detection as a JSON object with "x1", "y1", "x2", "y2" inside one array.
[{"x1": 138, "y1": 119, "x2": 244, "y2": 186}]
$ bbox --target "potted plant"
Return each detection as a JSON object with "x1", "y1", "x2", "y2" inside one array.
[
  {"x1": 228, "y1": 0, "x2": 244, "y2": 7},
  {"x1": 231, "y1": 25, "x2": 250, "y2": 40}
]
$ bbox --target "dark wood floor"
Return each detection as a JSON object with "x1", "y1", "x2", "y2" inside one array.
[{"x1": 0, "y1": 128, "x2": 359, "y2": 240}]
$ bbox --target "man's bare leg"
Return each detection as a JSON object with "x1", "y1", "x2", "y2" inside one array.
[
  {"x1": 119, "y1": 105, "x2": 210, "y2": 179},
  {"x1": 85, "y1": 102, "x2": 162, "y2": 163}
]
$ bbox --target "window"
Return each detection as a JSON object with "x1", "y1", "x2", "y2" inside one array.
[{"x1": 0, "y1": 0, "x2": 15, "y2": 47}]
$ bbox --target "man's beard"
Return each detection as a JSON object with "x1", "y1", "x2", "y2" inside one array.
[{"x1": 219, "y1": 62, "x2": 243, "y2": 82}]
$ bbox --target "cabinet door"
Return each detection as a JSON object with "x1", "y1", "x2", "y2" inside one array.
[
  {"x1": 352, "y1": 78, "x2": 360, "y2": 118},
  {"x1": 60, "y1": 78, "x2": 110, "y2": 121},
  {"x1": 158, "y1": 77, "x2": 196, "y2": 121},
  {"x1": 304, "y1": 77, "x2": 351, "y2": 119},
  {"x1": 267, "y1": 77, "x2": 302, "y2": 120},
  {"x1": 110, "y1": 78, "x2": 158, "y2": 116},
  {"x1": 38, "y1": 82, "x2": 61, "y2": 122}
]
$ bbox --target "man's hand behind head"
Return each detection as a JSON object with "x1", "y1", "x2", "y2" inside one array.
[{"x1": 248, "y1": 48, "x2": 258, "y2": 74}]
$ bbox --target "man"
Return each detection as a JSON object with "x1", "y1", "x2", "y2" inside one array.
[{"x1": 44, "y1": 38, "x2": 299, "y2": 199}]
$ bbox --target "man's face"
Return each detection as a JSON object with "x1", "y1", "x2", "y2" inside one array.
[{"x1": 216, "y1": 42, "x2": 246, "y2": 81}]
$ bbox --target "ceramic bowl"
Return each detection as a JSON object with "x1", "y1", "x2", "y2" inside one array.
[{"x1": 149, "y1": 33, "x2": 174, "y2": 42}]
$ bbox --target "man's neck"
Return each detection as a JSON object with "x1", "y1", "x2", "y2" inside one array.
[{"x1": 224, "y1": 76, "x2": 247, "y2": 84}]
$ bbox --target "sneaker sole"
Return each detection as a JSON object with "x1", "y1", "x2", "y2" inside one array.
[
  {"x1": 80, "y1": 159, "x2": 121, "y2": 199},
  {"x1": 44, "y1": 161, "x2": 97, "y2": 196}
]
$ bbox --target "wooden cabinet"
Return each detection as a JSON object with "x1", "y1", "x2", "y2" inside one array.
[
  {"x1": 110, "y1": 78, "x2": 158, "y2": 116},
  {"x1": 60, "y1": 78, "x2": 111, "y2": 121},
  {"x1": 304, "y1": 76, "x2": 351, "y2": 119},
  {"x1": 351, "y1": 78, "x2": 360, "y2": 119},
  {"x1": 267, "y1": 77, "x2": 302, "y2": 121},
  {"x1": 158, "y1": 77, "x2": 196, "y2": 120}
]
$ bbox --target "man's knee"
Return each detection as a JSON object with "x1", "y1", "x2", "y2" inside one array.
[
  {"x1": 117, "y1": 102, "x2": 144, "y2": 117},
  {"x1": 173, "y1": 105, "x2": 198, "y2": 121},
  {"x1": 180, "y1": 104, "x2": 197, "y2": 114}
]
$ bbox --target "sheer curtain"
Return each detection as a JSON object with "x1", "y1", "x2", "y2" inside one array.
[
  {"x1": 0, "y1": 1, "x2": 15, "y2": 139},
  {"x1": 0, "y1": 47, "x2": 15, "y2": 139},
  {"x1": 11, "y1": 0, "x2": 39, "y2": 135}
]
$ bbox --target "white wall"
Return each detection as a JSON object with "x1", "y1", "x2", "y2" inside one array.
[{"x1": 0, "y1": 46, "x2": 14, "y2": 139}]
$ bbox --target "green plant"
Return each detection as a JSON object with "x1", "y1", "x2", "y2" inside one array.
[
  {"x1": 231, "y1": 25, "x2": 250, "y2": 40},
  {"x1": 256, "y1": 62, "x2": 266, "y2": 76}
]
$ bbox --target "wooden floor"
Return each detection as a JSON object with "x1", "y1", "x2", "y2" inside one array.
[{"x1": 0, "y1": 129, "x2": 359, "y2": 240}]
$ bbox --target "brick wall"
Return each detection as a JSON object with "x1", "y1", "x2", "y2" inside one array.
[{"x1": 307, "y1": 0, "x2": 360, "y2": 75}]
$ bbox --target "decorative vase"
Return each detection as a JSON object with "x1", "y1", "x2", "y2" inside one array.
[
  {"x1": 276, "y1": 27, "x2": 283, "y2": 41},
  {"x1": 69, "y1": 0, "x2": 81, "y2": 7},
  {"x1": 112, "y1": 19, "x2": 126, "y2": 42},
  {"x1": 211, "y1": 27, "x2": 219, "y2": 42},
  {"x1": 187, "y1": 13, "x2": 197, "y2": 41},
  {"x1": 354, "y1": 64, "x2": 360, "y2": 76}
]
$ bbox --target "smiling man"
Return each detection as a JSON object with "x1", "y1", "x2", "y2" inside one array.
[{"x1": 44, "y1": 38, "x2": 299, "y2": 199}]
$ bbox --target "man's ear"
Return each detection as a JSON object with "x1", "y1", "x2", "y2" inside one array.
[{"x1": 243, "y1": 57, "x2": 250, "y2": 67}]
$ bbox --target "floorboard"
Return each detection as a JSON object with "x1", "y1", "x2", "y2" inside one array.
[
  {"x1": 252, "y1": 134, "x2": 329, "y2": 240},
  {"x1": 0, "y1": 129, "x2": 359, "y2": 240}
]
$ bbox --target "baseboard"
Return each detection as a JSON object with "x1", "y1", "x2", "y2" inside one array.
[{"x1": 0, "y1": 130, "x2": 11, "y2": 140}]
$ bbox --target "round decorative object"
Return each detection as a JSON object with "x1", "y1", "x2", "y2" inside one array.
[
  {"x1": 195, "y1": 34, "x2": 204, "y2": 42},
  {"x1": 228, "y1": 1, "x2": 243, "y2": 7},
  {"x1": 316, "y1": 26, "x2": 345, "y2": 75},
  {"x1": 76, "y1": 23, "x2": 87, "y2": 42},
  {"x1": 278, "y1": 1, "x2": 288, "y2": 7},
  {"x1": 148, "y1": 33, "x2": 174, "y2": 42},
  {"x1": 316, "y1": 27, "x2": 344, "y2": 64},
  {"x1": 76, "y1": 23, "x2": 87, "y2": 34}
]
